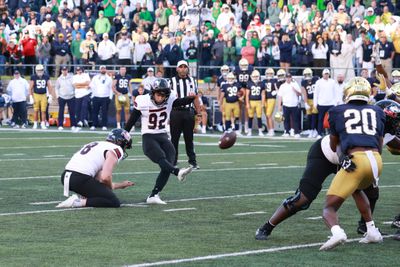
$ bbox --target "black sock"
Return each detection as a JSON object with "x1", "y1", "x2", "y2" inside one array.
[{"x1": 261, "y1": 220, "x2": 275, "y2": 234}]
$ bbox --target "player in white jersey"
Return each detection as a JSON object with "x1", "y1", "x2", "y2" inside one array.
[
  {"x1": 125, "y1": 78, "x2": 196, "y2": 204},
  {"x1": 56, "y1": 129, "x2": 134, "y2": 208}
]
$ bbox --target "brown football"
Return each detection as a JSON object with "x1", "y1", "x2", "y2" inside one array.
[
  {"x1": 237, "y1": 88, "x2": 245, "y2": 97},
  {"x1": 218, "y1": 131, "x2": 237, "y2": 149}
]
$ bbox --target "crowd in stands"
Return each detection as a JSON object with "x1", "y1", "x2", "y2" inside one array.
[{"x1": 0, "y1": 0, "x2": 400, "y2": 80}]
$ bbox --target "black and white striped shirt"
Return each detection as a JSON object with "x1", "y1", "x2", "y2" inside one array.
[{"x1": 170, "y1": 76, "x2": 198, "y2": 108}]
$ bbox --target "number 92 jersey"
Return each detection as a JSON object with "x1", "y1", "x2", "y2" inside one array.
[
  {"x1": 328, "y1": 103, "x2": 385, "y2": 153},
  {"x1": 134, "y1": 93, "x2": 177, "y2": 134},
  {"x1": 31, "y1": 74, "x2": 50, "y2": 94},
  {"x1": 65, "y1": 141, "x2": 124, "y2": 177}
]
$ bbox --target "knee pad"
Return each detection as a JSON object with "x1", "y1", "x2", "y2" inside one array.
[{"x1": 282, "y1": 189, "x2": 311, "y2": 215}]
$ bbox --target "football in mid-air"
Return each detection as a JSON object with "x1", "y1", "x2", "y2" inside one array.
[{"x1": 218, "y1": 131, "x2": 237, "y2": 149}]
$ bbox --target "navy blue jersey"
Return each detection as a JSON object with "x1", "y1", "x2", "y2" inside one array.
[
  {"x1": 31, "y1": 74, "x2": 50, "y2": 94},
  {"x1": 276, "y1": 79, "x2": 285, "y2": 90},
  {"x1": 114, "y1": 74, "x2": 132, "y2": 94},
  {"x1": 221, "y1": 82, "x2": 240, "y2": 103},
  {"x1": 217, "y1": 75, "x2": 227, "y2": 88},
  {"x1": 301, "y1": 76, "x2": 319, "y2": 100},
  {"x1": 234, "y1": 66, "x2": 253, "y2": 88},
  {"x1": 262, "y1": 78, "x2": 278, "y2": 99},
  {"x1": 246, "y1": 81, "x2": 264, "y2": 101},
  {"x1": 329, "y1": 103, "x2": 385, "y2": 153}
]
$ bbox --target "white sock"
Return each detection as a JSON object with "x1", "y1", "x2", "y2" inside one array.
[
  {"x1": 33, "y1": 121, "x2": 38, "y2": 126},
  {"x1": 366, "y1": 221, "x2": 376, "y2": 231},
  {"x1": 331, "y1": 225, "x2": 343, "y2": 235},
  {"x1": 117, "y1": 122, "x2": 121, "y2": 128}
]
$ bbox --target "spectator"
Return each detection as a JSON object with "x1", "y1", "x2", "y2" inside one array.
[
  {"x1": 6, "y1": 70, "x2": 29, "y2": 128},
  {"x1": 271, "y1": 36, "x2": 280, "y2": 67},
  {"x1": 80, "y1": 31, "x2": 97, "y2": 65},
  {"x1": 168, "y1": 5, "x2": 179, "y2": 33},
  {"x1": 142, "y1": 67, "x2": 157, "y2": 90},
  {"x1": 0, "y1": 26, "x2": 7, "y2": 75},
  {"x1": 55, "y1": 66, "x2": 77, "y2": 131},
  {"x1": 116, "y1": 31, "x2": 133, "y2": 66},
  {"x1": 350, "y1": 0, "x2": 365, "y2": 21},
  {"x1": 73, "y1": 67, "x2": 91, "y2": 128},
  {"x1": 224, "y1": 39, "x2": 236, "y2": 67},
  {"x1": 139, "y1": 5, "x2": 153, "y2": 32},
  {"x1": 241, "y1": 39, "x2": 256, "y2": 65},
  {"x1": 297, "y1": 38, "x2": 313, "y2": 74},
  {"x1": 37, "y1": 36, "x2": 51, "y2": 75},
  {"x1": 133, "y1": 35, "x2": 152, "y2": 77},
  {"x1": 155, "y1": 1, "x2": 167, "y2": 29},
  {"x1": 267, "y1": 0, "x2": 280, "y2": 26},
  {"x1": 365, "y1": 7, "x2": 377, "y2": 24},
  {"x1": 392, "y1": 25, "x2": 400, "y2": 68},
  {"x1": 41, "y1": 13, "x2": 56, "y2": 36},
  {"x1": 90, "y1": 65, "x2": 113, "y2": 131},
  {"x1": 297, "y1": 4, "x2": 310, "y2": 25},
  {"x1": 58, "y1": 18, "x2": 73, "y2": 41},
  {"x1": 279, "y1": 33, "x2": 293, "y2": 72},
  {"x1": 103, "y1": 0, "x2": 117, "y2": 19},
  {"x1": 97, "y1": 32, "x2": 117, "y2": 66},
  {"x1": 71, "y1": 32, "x2": 83, "y2": 68},
  {"x1": 186, "y1": 41, "x2": 197, "y2": 78},
  {"x1": 181, "y1": 28, "x2": 198, "y2": 55},
  {"x1": 329, "y1": 32, "x2": 343, "y2": 79},
  {"x1": 163, "y1": 36, "x2": 182, "y2": 77},
  {"x1": 377, "y1": 32, "x2": 394, "y2": 79},
  {"x1": 313, "y1": 68, "x2": 337, "y2": 138},
  {"x1": 5, "y1": 39, "x2": 22, "y2": 75},
  {"x1": 334, "y1": 73, "x2": 345, "y2": 105},
  {"x1": 94, "y1": 10, "x2": 111, "y2": 37},
  {"x1": 82, "y1": 7, "x2": 96, "y2": 30},
  {"x1": 339, "y1": 34, "x2": 356, "y2": 81},
  {"x1": 217, "y1": 4, "x2": 235, "y2": 31},
  {"x1": 279, "y1": 5, "x2": 292, "y2": 30},
  {"x1": 20, "y1": 32, "x2": 38, "y2": 75},
  {"x1": 199, "y1": 34, "x2": 213, "y2": 78},
  {"x1": 52, "y1": 33, "x2": 71, "y2": 78}
]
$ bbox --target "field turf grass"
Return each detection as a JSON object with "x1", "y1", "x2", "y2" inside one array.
[{"x1": 0, "y1": 129, "x2": 398, "y2": 266}]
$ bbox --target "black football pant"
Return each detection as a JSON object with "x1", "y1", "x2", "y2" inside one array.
[
  {"x1": 61, "y1": 170, "x2": 120, "y2": 207},
  {"x1": 170, "y1": 109, "x2": 196, "y2": 166},
  {"x1": 142, "y1": 133, "x2": 179, "y2": 196}
]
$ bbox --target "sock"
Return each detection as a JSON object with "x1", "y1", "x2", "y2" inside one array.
[
  {"x1": 366, "y1": 221, "x2": 376, "y2": 232},
  {"x1": 248, "y1": 119, "x2": 253, "y2": 130},
  {"x1": 331, "y1": 225, "x2": 343, "y2": 236},
  {"x1": 261, "y1": 220, "x2": 275, "y2": 234},
  {"x1": 225, "y1": 121, "x2": 231, "y2": 131},
  {"x1": 117, "y1": 122, "x2": 121, "y2": 128},
  {"x1": 257, "y1": 118, "x2": 262, "y2": 129}
]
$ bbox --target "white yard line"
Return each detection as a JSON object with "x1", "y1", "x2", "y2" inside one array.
[
  {"x1": 382, "y1": 221, "x2": 393, "y2": 225},
  {"x1": 233, "y1": 211, "x2": 266, "y2": 216},
  {"x1": 43, "y1": 155, "x2": 65, "y2": 158},
  {"x1": 0, "y1": 207, "x2": 91, "y2": 216},
  {"x1": 3, "y1": 153, "x2": 25, "y2": 156},
  {"x1": 125, "y1": 236, "x2": 394, "y2": 267},
  {"x1": 256, "y1": 163, "x2": 278, "y2": 166},
  {"x1": 163, "y1": 208, "x2": 197, "y2": 212},
  {"x1": 306, "y1": 216, "x2": 323, "y2": 220},
  {"x1": 211, "y1": 162, "x2": 233, "y2": 164}
]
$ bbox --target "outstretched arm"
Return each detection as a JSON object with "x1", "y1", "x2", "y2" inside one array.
[
  {"x1": 124, "y1": 109, "x2": 141, "y2": 132},
  {"x1": 172, "y1": 96, "x2": 196, "y2": 107}
]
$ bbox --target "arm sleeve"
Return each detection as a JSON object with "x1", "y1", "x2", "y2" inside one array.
[
  {"x1": 172, "y1": 97, "x2": 195, "y2": 107},
  {"x1": 124, "y1": 109, "x2": 142, "y2": 132}
]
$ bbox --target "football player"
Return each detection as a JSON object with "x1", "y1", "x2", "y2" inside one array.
[
  {"x1": 113, "y1": 66, "x2": 132, "y2": 129},
  {"x1": 56, "y1": 128, "x2": 134, "y2": 208},
  {"x1": 276, "y1": 69, "x2": 286, "y2": 89},
  {"x1": 246, "y1": 70, "x2": 265, "y2": 136},
  {"x1": 124, "y1": 78, "x2": 195, "y2": 204},
  {"x1": 29, "y1": 64, "x2": 54, "y2": 129},
  {"x1": 320, "y1": 77, "x2": 385, "y2": 250},
  {"x1": 216, "y1": 65, "x2": 230, "y2": 131},
  {"x1": 262, "y1": 68, "x2": 278, "y2": 136},
  {"x1": 220, "y1": 72, "x2": 243, "y2": 134},
  {"x1": 235, "y1": 59, "x2": 253, "y2": 134},
  {"x1": 255, "y1": 90, "x2": 400, "y2": 246},
  {"x1": 300, "y1": 68, "x2": 319, "y2": 138},
  {"x1": 391, "y1": 69, "x2": 400, "y2": 84}
]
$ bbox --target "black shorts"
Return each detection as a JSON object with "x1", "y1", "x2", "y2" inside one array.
[
  {"x1": 61, "y1": 170, "x2": 120, "y2": 207},
  {"x1": 298, "y1": 139, "x2": 338, "y2": 201},
  {"x1": 142, "y1": 133, "x2": 175, "y2": 164}
]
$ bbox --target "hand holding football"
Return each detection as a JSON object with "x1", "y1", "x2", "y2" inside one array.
[{"x1": 218, "y1": 131, "x2": 237, "y2": 149}]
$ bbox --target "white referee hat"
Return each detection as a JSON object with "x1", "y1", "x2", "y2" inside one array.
[{"x1": 177, "y1": 60, "x2": 188, "y2": 67}]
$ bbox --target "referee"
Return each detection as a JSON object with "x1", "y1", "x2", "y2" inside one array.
[{"x1": 170, "y1": 60, "x2": 202, "y2": 169}]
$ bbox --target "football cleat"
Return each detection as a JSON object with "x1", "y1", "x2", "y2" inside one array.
[
  {"x1": 189, "y1": 163, "x2": 200, "y2": 170},
  {"x1": 319, "y1": 228, "x2": 347, "y2": 251},
  {"x1": 146, "y1": 194, "x2": 167, "y2": 205},
  {"x1": 359, "y1": 228, "x2": 383, "y2": 243},
  {"x1": 394, "y1": 230, "x2": 400, "y2": 241},
  {"x1": 56, "y1": 194, "x2": 80, "y2": 208},
  {"x1": 177, "y1": 166, "x2": 193, "y2": 182},
  {"x1": 391, "y1": 214, "x2": 400, "y2": 228},
  {"x1": 255, "y1": 228, "x2": 270, "y2": 240}
]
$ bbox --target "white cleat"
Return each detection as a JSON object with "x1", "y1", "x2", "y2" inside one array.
[
  {"x1": 267, "y1": 130, "x2": 275, "y2": 136},
  {"x1": 359, "y1": 228, "x2": 383, "y2": 244},
  {"x1": 247, "y1": 131, "x2": 252, "y2": 137},
  {"x1": 177, "y1": 166, "x2": 193, "y2": 182},
  {"x1": 294, "y1": 134, "x2": 301, "y2": 138},
  {"x1": 33, "y1": 123, "x2": 38, "y2": 129},
  {"x1": 258, "y1": 130, "x2": 264, "y2": 137},
  {"x1": 282, "y1": 132, "x2": 289, "y2": 137},
  {"x1": 58, "y1": 126, "x2": 64, "y2": 131},
  {"x1": 90, "y1": 126, "x2": 95, "y2": 130},
  {"x1": 56, "y1": 194, "x2": 80, "y2": 208},
  {"x1": 146, "y1": 194, "x2": 167, "y2": 205},
  {"x1": 320, "y1": 230, "x2": 347, "y2": 251},
  {"x1": 41, "y1": 122, "x2": 47, "y2": 129},
  {"x1": 102, "y1": 126, "x2": 108, "y2": 131}
]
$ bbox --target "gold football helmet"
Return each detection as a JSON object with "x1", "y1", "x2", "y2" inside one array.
[
  {"x1": 250, "y1": 70, "x2": 260, "y2": 83},
  {"x1": 265, "y1": 68, "x2": 275, "y2": 79},
  {"x1": 274, "y1": 111, "x2": 284, "y2": 123},
  {"x1": 303, "y1": 68, "x2": 313, "y2": 79},
  {"x1": 392, "y1": 69, "x2": 400, "y2": 83},
  {"x1": 391, "y1": 82, "x2": 400, "y2": 97},
  {"x1": 343, "y1": 77, "x2": 371, "y2": 103},
  {"x1": 239, "y1": 58, "x2": 249, "y2": 71},
  {"x1": 227, "y1": 72, "x2": 236, "y2": 84},
  {"x1": 277, "y1": 69, "x2": 286, "y2": 81},
  {"x1": 221, "y1": 65, "x2": 230, "y2": 77}
]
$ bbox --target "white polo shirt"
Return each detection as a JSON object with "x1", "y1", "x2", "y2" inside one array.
[
  {"x1": 277, "y1": 81, "x2": 301, "y2": 107},
  {"x1": 72, "y1": 73, "x2": 91, "y2": 98}
]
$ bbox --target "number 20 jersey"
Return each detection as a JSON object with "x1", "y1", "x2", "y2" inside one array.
[
  {"x1": 328, "y1": 103, "x2": 385, "y2": 153},
  {"x1": 65, "y1": 141, "x2": 124, "y2": 177},
  {"x1": 134, "y1": 92, "x2": 177, "y2": 134}
]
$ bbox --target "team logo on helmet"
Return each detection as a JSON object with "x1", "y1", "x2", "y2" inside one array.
[
  {"x1": 343, "y1": 77, "x2": 371, "y2": 103},
  {"x1": 150, "y1": 78, "x2": 171, "y2": 106},
  {"x1": 106, "y1": 128, "x2": 133, "y2": 158}
]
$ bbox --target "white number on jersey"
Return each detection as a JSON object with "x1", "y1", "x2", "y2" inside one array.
[{"x1": 344, "y1": 108, "x2": 377, "y2": 135}]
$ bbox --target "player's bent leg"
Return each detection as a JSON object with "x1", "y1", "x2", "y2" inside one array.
[{"x1": 358, "y1": 185, "x2": 380, "y2": 234}]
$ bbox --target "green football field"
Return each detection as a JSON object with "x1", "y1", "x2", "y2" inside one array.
[{"x1": 0, "y1": 129, "x2": 398, "y2": 266}]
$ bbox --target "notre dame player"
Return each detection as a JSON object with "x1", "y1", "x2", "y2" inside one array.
[
  {"x1": 124, "y1": 78, "x2": 195, "y2": 204},
  {"x1": 262, "y1": 68, "x2": 278, "y2": 136},
  {"x1": 29, "y1": 64, "x2": 54, "y2": 129},
  {"x1": 300, "y1": 68, "x2": 319, "y2": 138},
  {"x1": 56, "y1": 128, "x2": 134, "y2": 208},
  {"x1": 235, "y1": 59, "x2": 253, "y2": 133},
  {"x1": 113, "y1": 66, "x2": 132, "y2": 129},
  {"x1": 255, "y1": 84, "x2": 400, "y2": 247},
  {"x1": 216, "y1": 65, "x2": 230, "y2": 131},
  {"x1": 246, "y1": 70, "x2": 265, "y2": 136},
  {"x1": 276, "y1": 69, "x2": 286, "y2": 89},
  {"x1": 320, "y1": 77, "x2": 385, "y2": 250},
  {"x1": 220, "y1": 72, "x2": 243, "y2": 134}
]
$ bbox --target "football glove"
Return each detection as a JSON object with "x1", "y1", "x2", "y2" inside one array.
[
  {"x1": 48, "y1": 95, "x2": 53, "y2": 105},
  {"x1": 373, "y1": 73, "x2": 387, "y2": 90},
  {"x1": 339, "y1": 154, "x2": 356, "y2": 172},
  {"x1": 304, "y1": 103, "x2": 310, "y2": 110},
  {"x1": 29, "y1": 95, "x2": 34, "y2": 104}
]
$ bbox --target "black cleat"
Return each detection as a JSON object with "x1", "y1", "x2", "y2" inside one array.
[
  {"x1": 255, "y1": 228, "x2": 270, "y2": 240},
  {"x1": 189, "y1": 163, "x2": 200, "y2": 170},
  {"x1": 391, "y1": 214, "x2": 400, "y2": 228}
]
